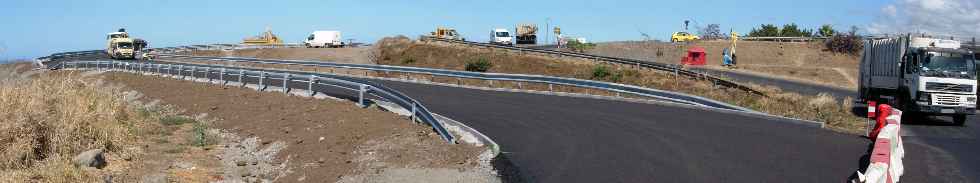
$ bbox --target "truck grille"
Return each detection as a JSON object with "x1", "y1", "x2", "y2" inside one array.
[
  {"x1": 925, "y1": 82, "x2": 973, "y2": 93},
  {"x1": 934, "y1": 95, "x2": 961, "y2": 105}
]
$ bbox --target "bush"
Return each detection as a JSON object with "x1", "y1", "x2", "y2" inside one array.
[
  {"x1": 567, "y1": 40, "x2": 596, "y2": 53},
  {"x1": 189, "y1": 122, "x2": 218, "y2": 147},
  {"x1": 464, "y1": 57, "x2": 493, "y2": 72},
  {"x1": 591, "y1": 65, "x2": 624, "y2": 82},
  {"x1": 401, "y1": 57, "x2": 416, "y2": 64},
  {"x1": 825, "y1": 35, "x2": 864, "y2": 55}
]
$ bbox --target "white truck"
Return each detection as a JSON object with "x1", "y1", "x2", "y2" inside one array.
[
  {"x1": 860, "y1": 35, "x2": 978, "y2": 125},
  {"x1": 304, "y1": 31, "x2": 344, "y2": 48},
  {"x1": 490, "y1": 28, "x2": 512, "y2": 45}
]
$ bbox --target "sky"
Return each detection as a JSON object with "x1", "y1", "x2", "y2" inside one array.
[{"x1": 1, "y1": 0, "x2": 974, "y2": 60}]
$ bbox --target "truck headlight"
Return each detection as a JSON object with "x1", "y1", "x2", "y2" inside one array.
[
  {"x1": 968, "y1": 97, "x2": 977, "y2": 103},
  {"x1": 918, "y1": 93, "x2": 931, "y2": 101}
]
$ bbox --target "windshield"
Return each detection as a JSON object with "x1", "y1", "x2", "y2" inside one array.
[
  {"x1": 496, "y1": 32, "x2": 509, "y2": 37},
  {"x1": 920, "y1": 52, "x2": 976, "y2": 79},
  {"x1": 117, "y1": 42, "x2": 133, "y2": 49}
]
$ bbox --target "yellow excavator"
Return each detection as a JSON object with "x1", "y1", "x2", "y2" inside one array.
[{"x1": 243, "y1": 27, "x2": 283, "y2": 44}]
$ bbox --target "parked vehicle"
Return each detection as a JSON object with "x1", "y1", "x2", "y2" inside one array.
[
  {"x1": 304, "y1": 31, "x2": 345, "y2": 48},
  {"x1": 860, "y1": 35, "x2": 978, "y2": 126},
  {"x1": 515, "y1": 23, "x2": 537, "y2": 45},
  {"x1": 431, "y1": 27, "x2": 464, "y2": 40},
  {"x1": 671, "y1": 32, "x2": 700, "y2": 42},
  {"x1": 490, "y1": 28, "x2": 512, "y2": 45},
  {"x1": 106, "y1": 29, "x2": 135, "y2": 59}
]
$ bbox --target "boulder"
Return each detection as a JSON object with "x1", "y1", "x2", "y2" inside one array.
[{"x1": 73, "y1": 149, "x2": 107, "y2": 169}]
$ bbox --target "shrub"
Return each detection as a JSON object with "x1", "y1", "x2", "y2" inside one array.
[
  {"x1": 189, "y1": 122, "x2": 218, "y2": 147},
  {"x1": 401, "y1": 57, "x2": 416, "y2": 64},
  {"x1": 825, "y1": 35, "x2": 864, "y2": 55},
  {"x1": 591, "y1": 65, "x2": 624, "y2": 82},
  {"x1": 567, "y1": 40, "x2": 596, "y2": 53},
  {"x1": 464, "y1": 57, "x2": 493, "y2": 72}
]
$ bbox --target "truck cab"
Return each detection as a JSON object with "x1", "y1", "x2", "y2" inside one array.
[
  {"x1": 901, "y1": 46, "x2": 977, "y2": 122},
  {"x1": 106, "y1": 32, "x2": 135, "y2": 59},
  {"x1": 490, "y1": 29, "x2": 512, "y2": 45}
]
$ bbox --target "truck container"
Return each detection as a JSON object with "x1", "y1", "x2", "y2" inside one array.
[
  {"x1": 515, "y1": 24, "x2": 538, "y2": 45},
  {"x1": 305, "y1": 31, "x2": 344, "y2": 48}
]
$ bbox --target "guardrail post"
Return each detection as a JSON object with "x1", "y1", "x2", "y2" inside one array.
[
  {"x1": 239, "y1": 70, "x2": 245, "y2": 87},
  {"x1": 178, "y1": 65, "x2": 184, "y2": 79},
  {"x1": 205, "y1": 67, "x2": 212, "y2": 83},
  {"x1": 488, "y1": 80, "x2": 493, "y2": 88},
  {"x1": 357, "y1": 84, "x2": 368, "y2": 108},
  {"x1": 308, "y1": 75, "x2": 317, "y2": 97},
  {"x1": 219, "y1": 68, "x2": 225, "y2": 84},
  {"x1": 456, "y1": 78, "x2": 462, "y2": 85},
  {"x1": 411, "y1": 103, "x2": 417, "y2": 123},
  {"x1": 549, "y1": 84, "x2": 554, "y2": 92},
  {"x1": 517, "y1": 82, "x2": 523, "y2": 89},
  {"x1": 258, "y1": 72, "x2": 266, "y2": 91},
  {"x1": 156, "y1": 63, "x2": 161, "y2": 74},
  {"x1": 282, "y1": 74, "x2": 290, "y2": 94}
]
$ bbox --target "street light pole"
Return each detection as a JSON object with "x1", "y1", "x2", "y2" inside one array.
[{"x1": 546, "y1": 17, "x2": 551, "y2": 45}]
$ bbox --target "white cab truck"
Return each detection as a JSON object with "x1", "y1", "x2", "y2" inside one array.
[
  {"x1": 304, "y1": 31, "x2": 344, "y2": 48},
  {"x1": 860, "y1": 35, "x2": 978, "y2": 125},
  {"x1": 106, "y1": 31, "x2": 135, "y2": 59},
  {"x1": 490, "y1": 28, "x2": 512, "y2": 45}
]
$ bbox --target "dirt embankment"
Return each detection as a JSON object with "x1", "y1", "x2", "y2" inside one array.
[
  {"x1": 192, "y1": 47, "x2": 375, "y2": 65},
  {"x1": 99, "y1": 72, "x2": 491, "y2": 182},
  {"x1": 590, "y1": 40, "x2": 861, "y2": 89}
]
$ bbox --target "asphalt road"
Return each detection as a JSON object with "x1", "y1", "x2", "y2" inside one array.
[
  {"x1": 118, "y1": 58, "x2": 870, "y2": 182},
  {"x1": 692, "y1": 67, "x2": 980, "y2": 182},
  {"x1": 366, "y1": 81, "x2": 868, "y2": 182}
]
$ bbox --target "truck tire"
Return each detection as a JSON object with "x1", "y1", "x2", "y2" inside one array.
[{"x1": 953, "y1": 114, "x2": 967, "y2": 126}]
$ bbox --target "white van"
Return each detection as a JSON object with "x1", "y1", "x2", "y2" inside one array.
[
  {"x1": 304, "y1": 31, "x2": 344, "y2": 48},
  {"x1": 490, "y1": 28, "x2": 512, "y2": 45}
]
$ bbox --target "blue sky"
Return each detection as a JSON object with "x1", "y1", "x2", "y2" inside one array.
[{"x1": 1, "y1": 0, "x2": 896, "y2": 60}]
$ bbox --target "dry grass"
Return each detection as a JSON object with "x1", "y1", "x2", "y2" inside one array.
[
  {"x1": 0, "y1": 64, "x2": 183, "y2": 182},
  {"x1": 376, "y1": 37, "x2": 866, "y2": 134}
]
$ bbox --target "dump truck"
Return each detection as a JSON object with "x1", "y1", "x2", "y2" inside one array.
[
  {"x1": 430, "y1": 27, "x2": 463, "y2": 40},
  {"x1": 860, "y1": 35, "x2": 978, "y2": 126},
  {"x1": 243, "y1": 28, "x2": 283, "y2": 45},
  {"x1": 106, "y1": 29, "x2": 135, "y2": 59},
  {"x1": 515, "y1": 23, "x2": 537, "y2": 45},
  {"x1": 490, "y1": 28, "x2": 512, "y2": 45},
  {"x1": 305, "y1": 31, "x2": 344, "y2": 48}
]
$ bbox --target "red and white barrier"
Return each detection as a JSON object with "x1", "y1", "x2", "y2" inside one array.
[{"x1": 856, "y1": 103, "x2": 904, "y2": 183}]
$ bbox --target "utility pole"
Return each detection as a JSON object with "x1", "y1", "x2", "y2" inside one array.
[{"x1": 546, "y1": 17, "x2": 551, "y2": 45}]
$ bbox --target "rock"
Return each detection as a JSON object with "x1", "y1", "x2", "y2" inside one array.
[
  {"x1": 317, "y1": 158, "x2": 325, "y2": 164},
  {"x1": 73, "y1": 149, "x2": 107, "y2": 169},
  {"x1": 236, "y1": 160, "x2": 248, "y2": 166},
  {"x1": 172, "y1": 161, "x2": 195, "y2": 169},
  {"x1": 209, "y1": 106, "x2": 219, "y2": 111}
]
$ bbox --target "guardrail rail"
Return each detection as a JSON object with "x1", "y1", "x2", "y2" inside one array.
[{"x1": 57, "y1": 59, "x2": 458, "y2": 144}]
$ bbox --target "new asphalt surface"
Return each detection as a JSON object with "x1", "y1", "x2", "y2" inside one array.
[
  {"x1": 122, "y1": 57, "x2": 869, "y2": 182},
  {"x1": 54, "y1": 54, "x2": 976, "y2": 182}
]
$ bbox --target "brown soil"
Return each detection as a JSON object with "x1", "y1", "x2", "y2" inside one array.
[
  {"x1": 99, "y1": 72, "x2": 484, "y2": 182},
  {"x1": 590, "y1": 40, "x2": 861, "y2": 89},
  {"x1": 192, "y1": 48, "x2": 374, "y2": 65}
]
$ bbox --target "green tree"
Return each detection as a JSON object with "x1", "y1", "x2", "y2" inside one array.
[
  {"x1": 780, "y1": 23, "x2": 805, "y2": 37},
  {"x1": 818, "y1": 24, "x2": 836, "y2": 37},
  {"x1": 748, "y1": 24, "x2": 780, "y2": 37}
]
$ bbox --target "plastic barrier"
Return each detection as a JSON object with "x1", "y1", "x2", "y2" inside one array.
[{"x1": 856, "y1": 103, "x2": 904, "y2": 183}]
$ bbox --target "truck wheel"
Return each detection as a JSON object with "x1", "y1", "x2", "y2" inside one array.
[{"x1": 953, "y1": 114, "x2": 967, "y2": 126}]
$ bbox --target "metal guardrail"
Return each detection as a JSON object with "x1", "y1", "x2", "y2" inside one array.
[
  {"x1": 58, "y1": 59, "x2": 458, "y2": 144},
  {"x1": 418, "y1": 36, "x2": 766, "y2": 96},
  {"x1": 153, "y1": 54, "x2": 757, "y2": 112}
]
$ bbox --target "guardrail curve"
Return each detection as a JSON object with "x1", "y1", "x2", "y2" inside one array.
[{"x1": 55, "y1": 59, "x2": 458, "y2": 144}]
